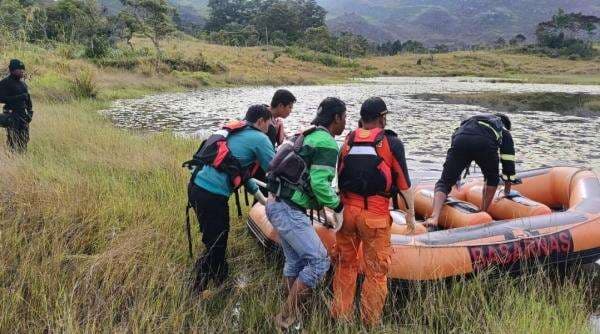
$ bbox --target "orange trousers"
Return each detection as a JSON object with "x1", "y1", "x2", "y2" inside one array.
[{"x1": 331, "y1": 204, "x2": 391, "y2": 325}]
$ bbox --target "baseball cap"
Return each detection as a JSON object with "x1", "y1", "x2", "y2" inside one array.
[
  {"x1": 360, "y1": 97, "x2": 388, "y2": 121},
  {"x1": 9, "y1": 59, "x2": 25, "y2": 71}
]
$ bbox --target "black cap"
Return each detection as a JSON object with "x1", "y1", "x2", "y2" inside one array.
[
  {"x1": 9, "y1": 59, "x2": 25, "y2": 71},
  {"x1": 311, "y1": 97, "x2": 346, "y2": 126},
  {"x1": 360, "y1": 97, "x2": 388, "y2": 122}
]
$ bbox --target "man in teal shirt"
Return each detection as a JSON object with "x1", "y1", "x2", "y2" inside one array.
[{"x1": 188, "y1": 105, "x2": 275, "y2": 293}]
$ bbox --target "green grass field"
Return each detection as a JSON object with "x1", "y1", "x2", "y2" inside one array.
[{"x1": 0, "y1": 39, "x2": 599, "y2": 332}]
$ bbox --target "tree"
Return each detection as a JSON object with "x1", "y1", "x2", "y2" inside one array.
[
  {"x1": 536, "y1": 9, "x2": 600, "y2": 48},
  {"x1": 119, "y1": 0, "x2": 176, "y2": 59},
  {"x1": 432, "y1": 44, "x2": 449, "y2": 53},
  {"x1": 581, "y1": 18, "x2": 598, "y2": 40},
  {"x1": 335, "y1": 32, "x2": 369, "y2": 57},
  {"x1": 509, "y1": 33, "x2": 526, "y2": 46},
  {"x1": 0, "y1": 0, "x2": 28, "y2": 41},
  {"x1": 494, "y1": 37, "x2": 506, "y2": 48},
  {"x1": 391, "y1": 40, "x2": 402, "y2": 55},
  {"x1": 402, "y1": 40, "x2": 426, "y2": 53},
  {"x1": 114, "y1": 11, "x2": 140, "y2": 50},
  {"x1": 300, "y1": 26, "x2": 332, "y2": 53},
  {"x1": 24, "y1": 5, "x2": 49, "y2": 42},
  {"x1": 254, "y1": 1, "x2": 299, "y2": 41},
  {"x1": 205, "y1": 0, "x2": 252, "y2": 32},
  {"x1": 293, "y1": 0, "x2": 326, "y2": 32},
  {"x1": 206, "y1": 0, "x2": 327, "y2": 44},
  {"x1": 45, "y1": 0, "x2": 111, "y2": 57}
]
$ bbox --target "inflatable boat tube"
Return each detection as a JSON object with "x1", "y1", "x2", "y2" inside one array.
[{"x1": 246, "y1": 167, "x2": 600, "y2": 281}]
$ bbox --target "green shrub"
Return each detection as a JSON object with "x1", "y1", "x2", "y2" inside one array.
[
  {"x1": 55, "y1": 44, "x2": 86, "y2": 60},
  {"x1": 69, "y1": 70, "x2": 98, "y2": 99},
  {"x1": 284, "y1": 47, "x2": 359, "y2": 68},
  {"x1": 84, "y1": 36, "x2": 112, "y2": 58}
]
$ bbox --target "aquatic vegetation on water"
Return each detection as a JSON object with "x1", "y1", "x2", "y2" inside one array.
[{"x1": 414, "y1": 92, "x2": 600, "y2": 115}]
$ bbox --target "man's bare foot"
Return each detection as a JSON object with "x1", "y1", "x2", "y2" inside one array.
[{"x1": 274, "y1": 313, "x2": 296, "y2": 331}]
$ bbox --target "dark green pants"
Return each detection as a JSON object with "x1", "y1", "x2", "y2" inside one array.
[{"x1": 0, "y1": 113, "x2": 29, "y2": 153}]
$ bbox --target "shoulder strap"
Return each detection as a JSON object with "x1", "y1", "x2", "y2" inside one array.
[
  {"x1": 302, "y1": 126, "x2": 318, "y2": 137},
  {"x1": 292, "y1": 126, "x2": 319, "y2": 151},
  {"x1": 346, "y1": 130, "x2": 357, "y2": 146},
  {"x1": 223, "y1": 120, "x2": 260, "y2": 134},
  {"x1": 348, "y1": 128, "x2": 385, "y2": 147}
]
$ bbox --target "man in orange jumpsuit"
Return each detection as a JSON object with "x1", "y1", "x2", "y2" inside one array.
[{"x1": 332, "y1": 97, "x2": 416, "y2": 325}]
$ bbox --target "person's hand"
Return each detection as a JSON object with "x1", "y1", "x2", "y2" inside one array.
[
  {"x1": 325, "y1": 209, "x2": 344, "y2": 232},
  {"x1": 504, "y1": 181, "x2": 512, "y2": 196},
  {"x1": 331, "y1": 209, "x2": 344, "y2": 232},
  {"x1": 424, "y1": 217, "x2": 438, "y2": 228},
  {"x1": 405, "y1": 213, "x2": 416, "y2": 233},
  {"x1": 253, "y1": 191, "x2": 267, "y2": 205}
]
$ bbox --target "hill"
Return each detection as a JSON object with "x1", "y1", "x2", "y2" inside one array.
[
  {"x1": 98, "y1": 0, "x2": 599, "y2": 45},
  {"x1": 322, "y1": 0, "x2": 600, "y2": 45}
]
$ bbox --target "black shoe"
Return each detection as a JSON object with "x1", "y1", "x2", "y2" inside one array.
[
  {"x1": 213, "y1": 264, "x2": 229, "y2": 288},
  {"x1": 192, "y1": 272, "x2": 210, "y2": 295},
  {"x1": 191, "y1": 257, "x2": 211, "y2": 294}
]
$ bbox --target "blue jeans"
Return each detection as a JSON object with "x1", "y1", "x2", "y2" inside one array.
[{"x1": 265, "y1": 200, "x2": 330, "y2": 288}]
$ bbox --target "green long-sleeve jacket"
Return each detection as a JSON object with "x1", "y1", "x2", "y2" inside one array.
[{"x1": 289, "y1": 127, "x2": 341, "y2": 211}]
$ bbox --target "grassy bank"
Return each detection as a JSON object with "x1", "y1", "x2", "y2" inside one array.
[
  {"x1": 0, "y1": 39, "x2": 599, "y2": 332},
  {"x1": 362, "y1": 51, "x2": 600, "y2": 85},
  {"x1": 412, "y1": 92, "x2": 600, "y2": 115},
  {"x1": 97, "y1": 39, "x2": 600, "y2": 86}
]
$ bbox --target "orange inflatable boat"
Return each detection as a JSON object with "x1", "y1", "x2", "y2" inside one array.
[{"x1": 246, "y1": 167, "x2": 600, "y2": 281}]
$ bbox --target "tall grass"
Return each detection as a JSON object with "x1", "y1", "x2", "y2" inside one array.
[
  {"x1": 70, "y1": 70, "x2": 98, "y2": 99},
  {"x1": 0, "y1": 39, "x2": 598, "y2": 333}
]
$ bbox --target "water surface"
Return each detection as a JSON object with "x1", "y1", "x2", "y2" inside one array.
[{"x1": 105, "y1": 77, "x2": 600, "y2": 180}]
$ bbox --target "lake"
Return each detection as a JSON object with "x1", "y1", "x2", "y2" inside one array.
[{"x1": 104, "y1": 77, "x2": 600, "y2": 180}]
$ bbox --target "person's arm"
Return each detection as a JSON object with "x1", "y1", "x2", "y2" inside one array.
[
  {"x1": 336, "y1": 136, "x2": 351, "y2": 175},
  {"x1": 387, "y1": 133, "x2": 415, "y2": 230},
  {"x1": 387, "y1": 134, "x2": 412, "y2": 191},
  {"x1": 276, "y1": 118, "x2": 286, "y2": 145},
  {"x1": 309, "y1": 137, "x2": 342, "y2": 211},
  {"x1": 0, "y1": 80, "x2": 21, "y2": 105},
  {"x1": 25, "y1": 83, "x2": 33, "y2": 114},
  {"x1": 0, "y1": 91, "x2": 28, "y2": 105},
  {"x1": 500, "y1": 130, "x2": 516, "y2": 194},
  {"x1": 245, "y1": 134, "x2": 276, "y2": 195}
]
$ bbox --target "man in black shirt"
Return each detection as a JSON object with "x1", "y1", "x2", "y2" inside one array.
[
  {"x1": 428, "y1": 113, "x2": 516, "y2": 226},
  {"x1": 0, "y1": 59, "x2": 33, "y2": 153}
]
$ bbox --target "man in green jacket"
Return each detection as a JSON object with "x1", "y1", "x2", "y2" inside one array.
[{"x1": 265, "y1": 97, "x2": 346, "y2": 330}]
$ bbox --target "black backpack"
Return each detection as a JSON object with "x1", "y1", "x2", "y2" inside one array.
[
  {"x1": 182, "y1": 120, "x2": 260, "y2": 189},
  {"x1": 266, "y1": 127, "x2": 318, "y2": 196}
]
